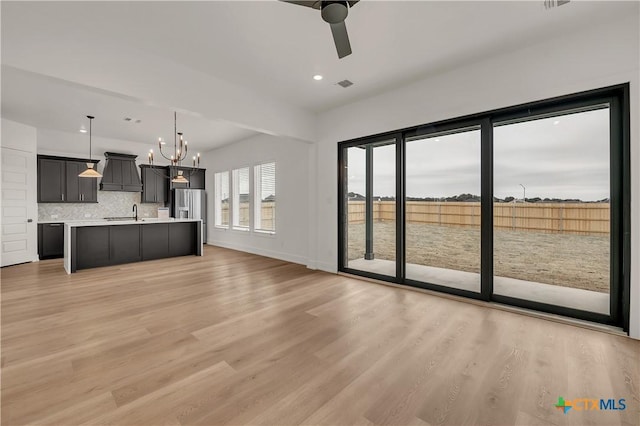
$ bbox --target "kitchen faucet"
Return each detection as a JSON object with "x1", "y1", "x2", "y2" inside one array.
[{"x1": 133, "y1": 204, "x2": 138, "y2": 221}]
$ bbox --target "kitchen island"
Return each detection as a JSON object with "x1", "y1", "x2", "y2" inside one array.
[{"x1": 64, "y1": 218, "x2": 202, "y2": 273}]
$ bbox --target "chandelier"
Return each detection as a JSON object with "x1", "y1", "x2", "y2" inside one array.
[{"x1": 148, "y1": 111, "x2": 200, "y2": 183}]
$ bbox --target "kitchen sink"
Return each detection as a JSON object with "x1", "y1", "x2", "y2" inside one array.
[{"x1": 103, "y1": 217, "x2": 136, "y2": 221}]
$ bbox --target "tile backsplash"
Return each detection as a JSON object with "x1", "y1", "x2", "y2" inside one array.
[{"x1": 38, "y1": 191, "x2": 162, "y2": 221}]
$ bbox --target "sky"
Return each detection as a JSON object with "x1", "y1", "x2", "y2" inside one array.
[{"x1": 347, "y1": 107, "x2": 610, "y2": 201}]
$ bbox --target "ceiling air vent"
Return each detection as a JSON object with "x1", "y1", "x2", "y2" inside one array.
[
  {"x1": 337, "y1": 79, "x2": 354, "y2": 88},
  {"x1": 544, "y1": 0, "x2": 569, "y2": 9}
]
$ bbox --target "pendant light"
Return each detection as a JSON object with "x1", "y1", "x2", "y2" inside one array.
[
  {"x1": 171, "y1": 170, "x2": 189, "y2": 184},
  {"x1": 78, "y1": 115, "x2": 102, "y2": 178}
]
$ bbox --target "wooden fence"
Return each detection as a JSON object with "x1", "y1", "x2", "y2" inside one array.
[
  {"x1": 219, "y1": 202, "x2": 275, "y2": 230},
  {"x1": 348, "y1": 201, "x2": 609, "y2": 235}
]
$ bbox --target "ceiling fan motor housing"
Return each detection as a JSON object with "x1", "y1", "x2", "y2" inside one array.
[{"x1": 321, "y1": 1, "x2": 348, "y2": 24}]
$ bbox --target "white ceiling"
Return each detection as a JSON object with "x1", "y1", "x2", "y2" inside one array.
[
  {"x1": 1, "y1": 1, "x2": 636, "y2": 148},
  {"x1": 1, "y1": 66, "x2": 258, "y2": 152}
]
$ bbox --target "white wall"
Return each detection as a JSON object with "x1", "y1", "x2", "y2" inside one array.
[
  {"x1": 202, "y1": 134, "x2": 311, "y2": 265},
  {"x1": 1, "y1": 119, "x2": 37, "y2": 152},
  {"x1": 313, "y1": 15, "x2": 640, "y2": 337}
]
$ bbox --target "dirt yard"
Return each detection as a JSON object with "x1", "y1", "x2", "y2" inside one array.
[{"x1": 347, "y1": 222, "x2": 609, "y2": 293}]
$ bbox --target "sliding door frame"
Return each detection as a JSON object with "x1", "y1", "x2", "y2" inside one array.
[
  {"x1": 338, "y1": 133, "x2": 402, "y2": 283},
  {"x1": 402, "y1": 119, "x2": 486, "y2": 300},
  {"x1": 337, "y1": 83, "x2": 630, "y2": 331}
]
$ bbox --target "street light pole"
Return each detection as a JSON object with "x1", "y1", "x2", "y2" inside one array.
[{"x1": 519, "y1": 184, "x2": 526, "y2": 202}]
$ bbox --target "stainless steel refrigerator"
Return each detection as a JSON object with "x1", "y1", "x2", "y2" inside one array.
[{"x1": 173, "y1": 189, "x2": 207, "y2": 243}]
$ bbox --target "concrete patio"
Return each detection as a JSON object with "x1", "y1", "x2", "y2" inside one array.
[{"x1": 348, "y1": 258, "x2": 609, "y2": 315}]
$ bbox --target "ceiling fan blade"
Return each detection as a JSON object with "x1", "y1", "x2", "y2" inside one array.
[
  {"x1": 282, "y1": 0, "x2": 358, "y2": 10},
  {"x1": 282, "y1": 0, "x2": 322, "y2": 10},
  {"x1": 330, "y1": 21, "x2": 352, "y2": 58}
]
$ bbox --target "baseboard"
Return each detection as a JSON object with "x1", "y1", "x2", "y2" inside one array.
[
  {"x1": 206, "y1": 241, "x2": 308, "y2": 266},
  {"x1": 315, "y1": 261, "x2": 337, "y2": 273}
]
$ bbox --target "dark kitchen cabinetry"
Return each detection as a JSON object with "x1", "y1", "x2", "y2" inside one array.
[
  {"x1": 188, "y1": 169, "x2": 206, "y2": 190},
  {"x1": 65, "y1": 161, "x2": 98, "y2": 202},
  {"x1": 37, "y1": 155, "x2": 98, "y2": 203},
  {"x1": 72, "y1": 222, "x2": 200, "y2": 272},
  {"x1": 38, "y1": 158, "x2": 66, "y2": 202},
  {"x1": 75, "y1": 226, "x2": 111, "y2": 270},
  {"x1": 141, "y1": 223, "x2": 169, "y2": 260},
  {"x1": 110, "y1": 225, "x2": 141, "y2": 264},
  {"x1": 169, "y1": 222, "x2": 196, "y2": 257},
  {"x1": 38, "y1": 223, "x2": 64, "y2": 259},
  {"x1": 169, "y1": 167, "x2": 206, "y2": 190},
  {"x1": 140, "y1": 165, "x2": 168, "y2": 204}
]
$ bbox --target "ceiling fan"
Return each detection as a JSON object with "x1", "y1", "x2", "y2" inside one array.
[{"x1": 283, "y1": 1, "x2": 359, "y2": 59}]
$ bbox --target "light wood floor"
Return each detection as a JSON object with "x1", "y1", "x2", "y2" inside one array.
[{"x1": 1, "y1": 246, "x2": 638, "y2": 426}]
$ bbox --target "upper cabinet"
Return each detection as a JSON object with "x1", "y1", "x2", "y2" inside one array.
[
  {"x1": 37, "y1": 155, "x2": 98, "y2": 203},
  {"x1": 140, "y1": 165, "x2": 168, "y2": 204},
  {"x1": 38, "y1": 157, "x2": 66, "y2": 202},
  {"x1": 65, "y1": 161, "x2": 98, "y2": 202},
  {"x1": 169, "y1": 166, "x2": 206, "y2": 190},
  {"x1": 100, "y1": 152, "x2": 143, "y2": 192}
]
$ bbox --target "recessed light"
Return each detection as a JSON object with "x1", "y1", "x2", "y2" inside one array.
[
  {"x1": 79, "y1": 129, "x2": 87, "y2": 133},
  {"x1": 553, "y1": 120, "x2": 560, "y2": 125},
  {"x1": 313, "y1": 74, "x2": 323, "y2": 81}
]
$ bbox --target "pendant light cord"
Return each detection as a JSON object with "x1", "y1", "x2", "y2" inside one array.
[{"x1": 87, "y1": 115, "x2": 95, "y2": 161}]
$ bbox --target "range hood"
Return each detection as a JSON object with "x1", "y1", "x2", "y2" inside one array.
[{"x1": 99, "y1": 152, "x2": 143, "y2": 192}]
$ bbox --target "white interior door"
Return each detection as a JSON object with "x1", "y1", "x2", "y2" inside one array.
[{"x1": 1, "y1": 147, "x2": 37, "y2": 266}]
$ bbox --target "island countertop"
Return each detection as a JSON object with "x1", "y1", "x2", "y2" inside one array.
[
  {"x1": 63, "y1": 218, "x2": 201, "y2": 227},
  {"x1": 63, "y1": 219, "x2": 203, "y2": 274}
]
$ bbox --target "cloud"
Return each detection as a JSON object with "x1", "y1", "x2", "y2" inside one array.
[{"x1": 346, "y1": 108, "x2": 610, "y2": 201}]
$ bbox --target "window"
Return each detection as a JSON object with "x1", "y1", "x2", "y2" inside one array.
[
  {"x1": 214, "y1": 171, "x2": 229, "y2": 228},
  {"x1": 344, "y1": 140, "x2": 396, "y2": 277},
  {"x1": 232, "y1": 167, "x2": 250, "y2": 229},
  {"x1": 405, "y1": 127, "x2": 481, "y2": 293},
  {"x1": 254, "y1": 162, "x2": 276, "y2": 233},
  {"x1": 493, "y1": 107, "x2": 611, "y2": 314},
  {"x1": 338, "y1": 84, "x2": 630, "y2": 330}
]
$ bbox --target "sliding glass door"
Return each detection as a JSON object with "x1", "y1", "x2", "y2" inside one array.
[
  {"x1": 338, "y1": 85, "x2": 629, "y2": 329},
  {"x1": 405, "y1": 127, "x2": 481, "y2": 294},
  {"x1": 493, "y1": 106, "x2": 612, "y2": 315},
  {"x1": 342, "y1": 139, "x2": 397, "y2": 279}
]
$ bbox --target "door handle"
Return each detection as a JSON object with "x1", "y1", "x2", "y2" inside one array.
[
  {"x1": 62, "y1": 194, "x2": 65, "y2": 201},
  {"x1": 27, "y1": 219, "x2": 33, "y2": 223}
]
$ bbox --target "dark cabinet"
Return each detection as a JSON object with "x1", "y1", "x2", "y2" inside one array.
[
  {"x1": 142, "y1": 223, "x2": 169, "y2": 260},
  {"x1": 169, "y1": 222, "x2": 196, "y2": 257},
  {"x1": 37, "y1": 155, "x2": 98, "y2": 203},
  {"x1": 72, "y1": 222, "x2": 199, "y2": 272},
  {"x1": 110, "y1": 225, "x2": 141, "y2": 264},
  {"x1": 188, "y1": 169, "x2": 206, "y2": 190},
  {"x1": 75, "y1": 226, "x2": 110, "y2": 270},
  {"x1": 38, "y1": 158, "x2": 66, "y2": 202},
  {"x1": 65, "y1": 161, "x2": 97, "y2": 202},
  {"x1": 169, "y1": 167, "x2": 205, "y2": 190},
  {"x1": 140, "y1": 165, "x2": 168, "y2": 204},
  {"x1": 38, "y1": 223, "x2": 64, "y2": 259}
]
